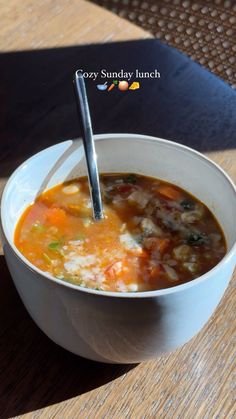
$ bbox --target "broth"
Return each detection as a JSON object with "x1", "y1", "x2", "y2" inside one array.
[{"x1": 14, "y1": 173, "x2": 226, "y2": 292}]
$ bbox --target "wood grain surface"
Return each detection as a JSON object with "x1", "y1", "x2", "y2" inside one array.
[{"x1": 0, "y1": 1, "x2": 235, "y2": 418}]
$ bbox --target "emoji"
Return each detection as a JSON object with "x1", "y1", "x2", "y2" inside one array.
[
  {"x1": 129, "y1": 82, "x2": 140, "y2": 90},
  {"x1": 118, "y1": 81, "x2": 129, "y2": 91},
  {"x1": 97, "y1": 82, "x2": 108, "y2": 91},
  {"x1": 108, "y1": 80, "x2": 118, "y2": 91},
  {"x1": 108, "y1": 83, "x2": 115, "y2": 92}
]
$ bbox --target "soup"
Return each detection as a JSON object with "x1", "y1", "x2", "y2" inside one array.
[{"x1": 14, "y1": 174, "x2": 226, "y2": 292}]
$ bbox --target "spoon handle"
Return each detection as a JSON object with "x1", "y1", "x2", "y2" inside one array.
[{"x1": 74, "y1": 71, "x2": 103, "y2": 220}]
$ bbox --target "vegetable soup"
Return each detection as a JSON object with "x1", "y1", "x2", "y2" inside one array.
[{"x1": 14, "y1": 174, "x2": 226, "y2": 292}]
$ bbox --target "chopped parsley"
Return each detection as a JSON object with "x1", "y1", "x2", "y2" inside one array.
[
  {"x1": 32, "y1": 222, "x2": 46, "y2": 232},
  {"x1": 180, "y1": 199, "x2": 195, "y2": 211},
  {"x1": 42, "y1": 252, "x2": 52, "y2": 264},
  {"x1": 124, "y1": 174, "x2": 138, "y2": 184},
  {"x1": 48, "y1": 241, "x2": 60, "y2": 250},
  {"x1": 187, "y1": 232, "x2": 208, "y2": 246}
]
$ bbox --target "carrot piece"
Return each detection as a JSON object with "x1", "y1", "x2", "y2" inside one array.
[
  {"x1": 45, "y1": 207, "x2": 67, "y2": 226},
  {"x1": 108, "y1": 83, "x2": 115, "y2": 92},
  {"x1": 157, "y1": 186, "x2": 181, "y2": 200}
]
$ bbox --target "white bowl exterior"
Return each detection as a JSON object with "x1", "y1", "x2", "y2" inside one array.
[{"x1": 1, "y1": 134, "x2": 236, "y2": 363}]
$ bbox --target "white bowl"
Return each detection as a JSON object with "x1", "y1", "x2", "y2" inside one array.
[{"x1": 1, "y1": 134, "x2": 236, "y2": 364}]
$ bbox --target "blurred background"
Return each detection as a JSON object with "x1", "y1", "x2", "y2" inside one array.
[{"x1": 90, "y1": 0, "x2": 236, "y2": 87}]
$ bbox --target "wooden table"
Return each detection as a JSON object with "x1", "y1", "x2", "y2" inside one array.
[{"x1": 0, "y1": 1, "x2": 235, "y2": 418}]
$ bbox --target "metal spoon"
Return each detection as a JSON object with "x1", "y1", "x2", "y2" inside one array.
[{"x1": 74, "y1": 70, "x2": 104, "y2": 220}]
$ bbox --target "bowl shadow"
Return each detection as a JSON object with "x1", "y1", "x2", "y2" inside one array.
[
  {"x1": 1, "y1": 39, "x2": 236, "y2": 181},
  {"x1": 0, "y1": 256, "x2": 137, "y2": 418}
]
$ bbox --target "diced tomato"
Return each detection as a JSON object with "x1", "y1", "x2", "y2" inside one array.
[{"x1": 45, "y1": 207, "x2": 67, "y2": 226}]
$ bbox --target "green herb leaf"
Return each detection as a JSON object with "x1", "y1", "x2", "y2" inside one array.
[
  {"x1": 32, "y1": 222, "x2": 46, "y2": 232},
  {"x1": 48, "y1": 241, "x2": 60, "y2": 250},
  {"x1": 180, "y1": 200, "x2": 195, "y2": 211},
  {"x1": 42, "y1": 252, "x2": 52, "y2": 264},
  {"x1": 74, "y1": 233, "x2": 86, "y2": 241},
  {"x1": 124, "y1": 174, "x2": 138, "y2": 184},
  {"x1": 187, "y1": 232, "x2": 208, "y2": 246}
]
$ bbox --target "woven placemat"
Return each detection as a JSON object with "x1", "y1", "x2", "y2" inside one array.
[{"x1": 91, "y1": 0, "x2": 236, "y2": 88}]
